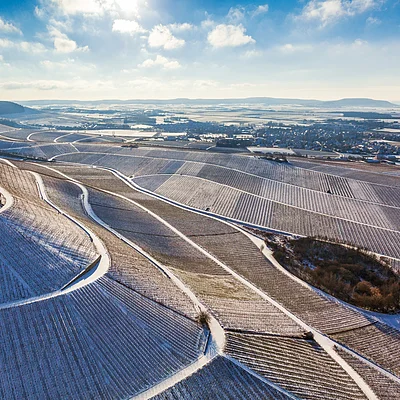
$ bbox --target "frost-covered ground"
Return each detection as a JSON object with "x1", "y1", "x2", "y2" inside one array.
[{"x1": 0, "y1": 153, "x2": 399, "y2": 399}]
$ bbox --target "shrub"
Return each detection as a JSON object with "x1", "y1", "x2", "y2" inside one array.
[
  {"x1": 354, "y1": 281, "x2": 373, "y2": 296},
  {"x1": 196, "y1": 310, "x2": 211, "y2": 327},
  {"x1": 263, "y1": 233, "x2": 400, "y2": 313}
]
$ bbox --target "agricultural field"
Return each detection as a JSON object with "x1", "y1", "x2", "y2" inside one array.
[{"x1": 0, "y1": 136, "x2": 399, "y2": 398}]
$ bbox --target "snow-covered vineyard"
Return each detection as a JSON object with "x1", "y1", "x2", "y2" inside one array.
[
  {"x1": 0, "y1": 138, "x2": 400, "y2": 399},
  {"x1": 45, "y1": 145, "x2": 400, "y2": 259}
]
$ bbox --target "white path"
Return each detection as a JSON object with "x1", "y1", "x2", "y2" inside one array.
[
  {"x1": 0, "y1": 134, "x2": 22, "y2": 142},
  {"x1": 133, "y1": 353, "x2": 213, "y2": 400},
  {"x1": 132, "y1": 173, "x2": 400, "y2": 263},
  {"x1": 54, "y1": 132, "x2": 74, "y2": 143},
  {"x1": 0, "y1": 185, "x2": 14, "y2": 214},
  {"x1": 0, "y1": 159, "x2": 231, "y2": 399},
  {"x1": 0, "y1": 158, "x2": 18, "y2": 169},
  {"x1": 144, "y1": 175, "x2": 400, "y2": 384},
  {"x1": 33, "y1": 172, "x2": 110, "y2": 293},
  {"x1": 13, "y1": 160, "x2": 400, "y2": 398},
  {"x1": 31, "y1": 163, "x2": 298, "y2": 400},
  {"x1": 27, "y1": 131, "x2": 41, "y2": 142},
  {"x1": 26, "y1": 163, "x2": 228, "y2": 400},
  {"x1": 0, "y1": 161, "x2": 110, "y2": 310},
  {"x1": 0, "y1": 159, "x2": 16, "y2": 213},
  {"x1": 102, "y1": 167, "x2": 382, "y2": 400},
  {"x1": 128, "y1": 170, "x2": 400, "y2": 334},
  {"x1": 51, "y1": 165, "x2": 375, "y2": 400},
  {"x1": 130, "y1": 171, "x2": 400, "y2": 380}
]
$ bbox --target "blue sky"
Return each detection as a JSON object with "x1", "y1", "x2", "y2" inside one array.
[{"x1": 0, "y1": 0, "x2": 399, "y2": 101}]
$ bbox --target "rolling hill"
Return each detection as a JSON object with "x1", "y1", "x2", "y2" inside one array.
[{"x1": 0, "y1": 101, "x2": 27, "y2": 115}]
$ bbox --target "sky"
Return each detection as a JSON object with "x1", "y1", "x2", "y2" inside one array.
[{"x1": 0, "y1": 0, "x2": 399, "y2": 101}]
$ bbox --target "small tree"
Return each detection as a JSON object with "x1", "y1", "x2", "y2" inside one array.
[
  {"x1": 196, "y1": 310, "x2": 211, "y2": 328},
  {"x1": 303, "y1": 331, "x2": 314, "y2": 340}
]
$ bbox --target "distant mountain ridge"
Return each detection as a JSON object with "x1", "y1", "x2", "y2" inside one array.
[
  {"x1": 0, "y1": 101, "x2": 26, "y2": 115},
  {"x1": 19, "y1": 97, "x2": 399, "y2": 108},
  {"x1": 0, "y1": 101, "x2": 40, "y2": 116},
  {"x1": 321, "y1": 98, "x2": 397, "y2": 108}
]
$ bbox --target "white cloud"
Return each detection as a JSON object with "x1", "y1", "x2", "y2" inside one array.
[
  {"x1": 139, "y1": 55, "x2": 181, "y2": 70},
  {"x1": 48, "y1": 18, "x2": 73, "y2": 31},
  {"x1": 298, "y1": 0, "x2": 381, "y2": 26},
  {"x1": 0, "y1": 38, "x2": 47, "y2": 53},
  {"x1": 349, "y1": 0, "x2": 379, "y2": 13},
  {"x1": 40, "y1": 59, "x2": 96, "y2": 72},
  {"x1": 112, "y1": 19, "x2": 146, "y2": 35},
  {"x1": 125, "y1": 77, "x2": 220, "y2": 96},
  {"x1": 0, "y1": 54, "x2": 10, "y2": 68},
  {"x1": 0, "y1": 39, "x2": 14, "y2": 48},
  {"x1": 0, "y1": 80, "x2": 69, "y2": 91},
  {"x1": 208, "y1": 24, "x2": 255, "y2": 48},
  {"x1": 366, "y1": 16, "x2": 381, "y2": 25},
  {"x1": 281, "y1": 43, "x2": 295, "y2": 52},
  {"x1": 110, "y1": 0, "x2": 142, "y2": 17},
  {"x1": 168, "y1": 23, "x2": 193, "y2": 32},
  {"x1": 34, "y1": 6, "x2": 46, "y2": 19},
  {"x1": 242, "y1": 49, "x2": 263, "y2": 58},
  {"x1": 0, "y1": 17, "x2": 22, "y2": 35},
  {"x1": 48, "y1": 27, "x2": 89, "y2": 53},
  {"x1": 279, "y1": 43, "x2": 313, "y2": 53},
  {"x1": 49, "y1": 0, "x2": 103, "y2": 15},
  {"x1": 20, "y1": 42, "x2": 48, "y2": 53},
  {"x1": 0, "y1": 78, "x2": 114, "y2": 92},
  {"x1": 54, "y1": 36, "x2": 78, "y2": 52},
  {"x1": 300, "y1": 0, "x2": 347, "y2": 25},
  {"x1": 352, "y1": 38, "x2": 368, "y2": 47},
  {"x1": 121, "y1": 68, "x2": 138, "y2": 73},
  {"x1": 41, "y1": 60, "x2": 60, "y2": 68},
  {"x1": 201, "y1": 19, "x2": 215, "y2": 29},
  {"x1": 48, "y1": 0, "x2": 143, "y2": 17},
  {"x1": 193, "y1": 80, "x2": 219, "y2": 89},
  {"x1": 40, "y1": 58, "x2": 97, "y2": 76},
  {"x1": 148, "y1": 25, "x2": 185, "y2": 50},
  {"x1": 227, "y1": 7, "x2": 245, "y2": 22},
  {"x1": 228, "y1": 4, "x2": 269, "y2": 20},
  {"x1": 252, "y1": 4, "x2": 269, "y2": 17}
]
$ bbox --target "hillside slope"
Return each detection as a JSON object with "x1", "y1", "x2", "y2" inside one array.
[{"x1": 0, "y1": 101, "x2": 26, "y2": 115}]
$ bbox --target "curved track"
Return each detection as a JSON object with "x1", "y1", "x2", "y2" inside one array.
[{"x1": 2, "y1": 156, "x2": 400, "y2": 399}]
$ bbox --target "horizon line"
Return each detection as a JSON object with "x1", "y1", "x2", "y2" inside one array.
[{"x1": 12, "y1": 96, "x2": 400, "y2": 104}]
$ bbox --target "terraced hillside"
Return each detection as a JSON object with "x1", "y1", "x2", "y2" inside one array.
[
  {"x1": 35, "y1": 145, "x2": 400, "y2": 261},
  {"x1": 42, "y1": 165, "x2": 375, "y2": 333},
  {"x1": 0, "y1": 147, "x2": 399, "y2": 398},
  {"x1": 152, "y1": 356, "x2": 294, "y2": 399},
  {"x1": 225, "y1": 332, "x2": 368, "y2": 400},
  {"x1": 0, "y1": 277, "x2": 207, "y2": 399},
  {"x1": 0, "y1": 162, "x2": 97, "y2": 303}
]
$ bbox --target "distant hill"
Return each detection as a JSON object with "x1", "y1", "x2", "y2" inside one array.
[
  {"x1": 0, "y1": 101, "x2": 40, "y2": 117},
  {"x1": 322, "y1": 98, "x2": 396, "y2": 108},
  {"x1": 0, "y1": 101, "x2": 26, "y2": 115},
  {"x1": 20, "y1": 97, "x2": 399, "y2": 108}
]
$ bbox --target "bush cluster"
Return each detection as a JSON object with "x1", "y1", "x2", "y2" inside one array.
[{"x1": 270, "y1": 236, "x2": 400, "y2": 313}]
